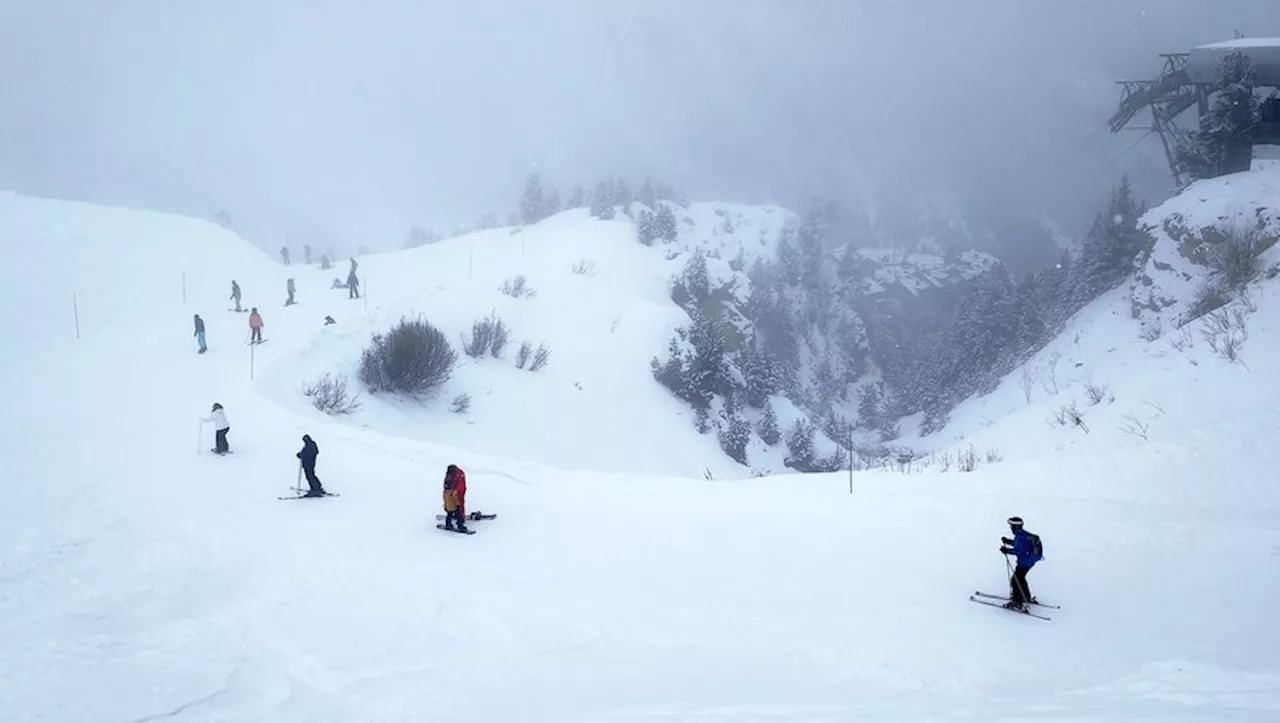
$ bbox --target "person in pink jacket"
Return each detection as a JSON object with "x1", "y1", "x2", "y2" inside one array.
[{"x1": 248, "y1": 308, "x2": 264, "y2": 343}]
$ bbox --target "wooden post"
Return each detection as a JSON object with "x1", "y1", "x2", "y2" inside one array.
[{"x1": 73, "y1": 292, "x2": 80, "y2": 340}]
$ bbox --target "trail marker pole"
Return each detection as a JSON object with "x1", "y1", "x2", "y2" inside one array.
[
  {"x1": 848, "y1": 429, "x2": 854, "y2": 494},
  {"x1": 250, "y1": 339, "x2": 255, "y2": 380},
  {"x1": 73, "y1": 293, "x2": 80, "y2": 340},
  {"x1": 182, "y1": 272, "x2": 187, "y2": 303},
  {"x1": 469, "y1": 249, "x2": 473, "y2": 279},
  {"x1": 197, "y1": 421, "x2": 204, "y2": 454}
]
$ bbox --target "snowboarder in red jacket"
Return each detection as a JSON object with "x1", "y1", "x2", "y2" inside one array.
[{"x1": 442, "y1": 464, "x2": 469, "y2": 532}]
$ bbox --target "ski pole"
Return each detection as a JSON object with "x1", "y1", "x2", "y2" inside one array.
[
  {"x1": 295, "y1": 463, "x2": 303, "y2": 497},
  {"x1": 196, "y1": 421, "x2": 204, "y2": 454}
]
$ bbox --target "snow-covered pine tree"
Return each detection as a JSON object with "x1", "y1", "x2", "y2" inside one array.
[
  {"x1": 589, "y1": 181, "x2": 615, "y2": 220},
  {"x1": 654, "y1": 203, "x2": 679, "y2": 242},
  {"x1": 784, "y1": 418, "x2": 816, "y2": 471},
  {"x1": 545, "y1": 187, "x2": 562, "y2": 217},
  {"x1": 521, "y1": 172, "x2": 547, "y2": 224},
  {"x1": 637, "y1": 178, "x2": 658, "y2": 209},
  {"x1": 718, "y1": 409, "x2": 752, "y2": 465},
  {"x1": 614, "y1": 178, "x2": 633, "y2": 207},
  {"x1": 568, "y1": 185, "x2": 586, "y2": 209},
  {"x1": 758, "y1": 400, "x2": 781, "y2": 445},
  {"x1": 680, "y1": 309, "x2": 731, "y2": 410},
  {"x1": 682, "y1": 252, "x2": 711, "y2": 303},
  {"x1": 636, "y1": 209, "x2": 657, "y2": 246},
  {"x1": 856, "y1": 383, "x2": 883, "y2": 430}
]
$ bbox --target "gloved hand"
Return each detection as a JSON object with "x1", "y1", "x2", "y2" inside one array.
[{"x1": 1001, "y1": 536, "x2": 1013, "y2": 545}]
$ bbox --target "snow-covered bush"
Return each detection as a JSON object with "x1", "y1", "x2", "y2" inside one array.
[
  {"x1": 758, "y1": 401, "x2": 781, "y2": 445},
  {"x1": 463, "y1": 312, "x2": 510, "y2": 358},
  {"x1": 302, "y1": 373, "x2": 362, "y2": 415},
  {"x1": 571, "y1": 259, "x2": 596, "y2": 276},
  {"x1": 500, "y1": 274, "x2": 537, "y2": 299},
  {"x1": 359, "y1": 316, "x2": 457, "y2": 397},
  {"x1": 784, "y1": 418, "x2": 817, "y2": 471},
  {"x1": 529, "y1": 342, "x2": 551, "y2": 371},
  {"x1": 450, "y1": 392, "x2": 471, "y2": 414}
]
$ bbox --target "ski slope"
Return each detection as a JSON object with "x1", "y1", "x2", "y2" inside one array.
[{"x1": 1, "y1": 188, "x2": 1279, "y2": 722}]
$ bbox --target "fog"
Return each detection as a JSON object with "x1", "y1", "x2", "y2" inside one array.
[{"x1": 0, "y1": 0, "x2": 1273, "y2": 252}]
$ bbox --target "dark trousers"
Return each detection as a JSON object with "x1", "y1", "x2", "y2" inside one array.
[
  {"x1": 251, "y1": 327, "x2": 262, "y2": 342},
  {"x1": 444, "y1": 509, "x2": 466, "y2": 529},
  {"x1": 1010, "y1": 564, "x2": 1033, "y2": 603},
  {"x1": 233, "y1": 297, "x2": 242, "y2": 311},
  {"x1": 349, "y1": 285, "x2": 359, "y2": 299},
  {"x1": 303, "y1": 465, "x2": 323, "y2": 495},
  {"x1": 215, "y1": 427, "x2": 230, "y2": 453}
]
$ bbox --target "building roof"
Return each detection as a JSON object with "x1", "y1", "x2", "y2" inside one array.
[{"x1": 1188, "y1": 38, "x2": 1280, "y2": 85}]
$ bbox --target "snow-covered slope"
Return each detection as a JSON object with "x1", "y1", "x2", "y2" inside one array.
[{"x1": 2, "y1": 189, "x2": 1279, "y2": 721}]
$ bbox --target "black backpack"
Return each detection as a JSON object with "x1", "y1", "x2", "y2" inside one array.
[{"x1": 1026, "y1": 531, "x2": 1044, "y2": 558}]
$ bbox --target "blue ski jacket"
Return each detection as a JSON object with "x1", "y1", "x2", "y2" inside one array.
[{"x1": 1009, "y1": 528, "x2": 1042, "y2": 567}]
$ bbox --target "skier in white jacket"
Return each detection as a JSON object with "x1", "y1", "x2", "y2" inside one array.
[{"x1": 203, "y1": 403, "x2": 231, "y2": 454}]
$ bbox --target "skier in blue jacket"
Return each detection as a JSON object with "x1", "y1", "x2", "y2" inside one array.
[{"x1": 1000, "y1": 516, "x2": 1042, "y2": 609}]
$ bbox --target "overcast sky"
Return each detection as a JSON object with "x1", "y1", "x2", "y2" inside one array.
[{"x1": 0, "y1": 1, "x2": 1274, "y2": 252}]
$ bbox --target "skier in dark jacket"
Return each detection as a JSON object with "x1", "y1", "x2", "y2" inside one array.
[
  {"x1": 347, "y1": 269, "x2": 360, "y2": 299},
  {"x1": 1000, "y1": 516, "x2": 1043, "y2": 609},
  {"x1": 193, "y1": 314, "x2": 207, "y2": 353},
  {"x1": 296, "y1": 434, "x2": 326, "y2": 497},
  {"x1": 285, "y1": 278, "x2": 296, "y2": 306}
]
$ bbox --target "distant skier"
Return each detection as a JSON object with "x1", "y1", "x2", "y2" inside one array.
[
  {"x1": 249, "y1": 307, "x2": 264, "y2": 343},
  {"x1": 347, "y1": 269, "x2": 360, "y2": 299},
  {"x1": 230, "y1": 280, "x2": 242, "y2": 312},
  {"x1": 193, "y1": 313, "x2": 207, "y2": 353},
  {"x1": 285, "y1": 278, "x2": 296, "y2": 306},
  {"x1": 304, "y1": 244, "x2": 312, "y2": 265},
  {"x1": 324, "y1": 315, "x2": 336, "y2": 325},
  {"x1": 441, "y1": 464, "x2": 469, "y2": 532},
  {"x1": 202, "y1": 403, "x2": 231, "y2": 454},
  {"x1": 296, "y1": 434, "x2": 327, "y2": 497},
  {"x1": 1000, "y1": 516, "x2": 1043, "y2": 610},
  {"x1": 280, "y1": 246, "x2": 291, "y2": 265}
]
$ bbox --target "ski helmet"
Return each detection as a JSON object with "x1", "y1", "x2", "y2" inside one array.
[
  {"x1": 1007, "y1": 516, "x2": 1024, "y2": 528},
  {"x1": 212, "y1": 403, "x2": 223, "y2": 411}
]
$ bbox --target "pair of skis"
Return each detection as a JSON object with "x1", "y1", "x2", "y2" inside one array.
[{"x1": 969, "y1": 590, "x2": 1058, "y2": 620}]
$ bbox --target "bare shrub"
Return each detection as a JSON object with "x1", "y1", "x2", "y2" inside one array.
[
  {"x1": 515, "y1": 340, "x2": 532, "y2": 369},
  {"x1": 1041, "y1": 350, "x2": 1061, "y2": 395},
  {"x1": 529, "y1": 342, "x2": 551, "y2": 371},
  {"x1": 359, "y1": 316, "x2": 457, "y2": 397},
  {"x1": 571, "y1": 259, "x2": 596, "y2": 276},
  {"x1": 1170, "y1": 324, "x2": 1195, "y2": 352},
  {"x1": 958, "y1": 445, "x2": 977, "y2": 472},
  {"x1": 1200, "y1": 306, "x2": 1247, "y2": 363},
  {"x1": 1053, "y1": 401, "x2": 1089, "y2": 433},
  {"x1": 1206, "y1": 225, "x2": 1265, "y2": 290},
  {"x1": 1187, "y1": 280, "x2": 1229, "y2": 320},
  {"x1": 985, "y1": 448, "x2": 1003, "y2": 464},
  {"x1": 1019, "y1": 364, "x2": 1036, "y2": 405},
  {"x1": 1119, "y1": 413, "x2": 1150, "y2": 441},
  {"x1": 1084, "y1": 381, "x2": 1109, "y2": 406},
  {"x1": 449, "y1": 392, "x2": 471, "y2": 414},
  {"x1": 499, "y1": 274, "x2": 537, "y2": 299},
  {"x1": 1140, "y1": 318, "x2": 1163, "y2": 342},
  {"x1": 302, "y1": 373, "x2": 362, "y2": 415},
  {"x1": 463, "y1": 312, "x2": 510, "y2": 358}
]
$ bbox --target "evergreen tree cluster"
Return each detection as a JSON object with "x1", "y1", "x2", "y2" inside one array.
[
  {"x1": 1177, "y1": 50, "x2": 1261, "y2": 181},
  {"x1": 515, "y1": 172, "x2": 688, "y2": 225},
  {"x1": 650, "y1": 178, "x2": 1153, "y2": 468}
]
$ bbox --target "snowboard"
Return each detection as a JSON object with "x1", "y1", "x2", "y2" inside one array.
[
  {"x1": 436, "y1": 524, "x2": 476, "y2": 535},
  {"x1": 279, "y1": 492, "x2": 341, "y2": 500},
  {"x1": 435, "y1": 512, "x2": 496, "y2": 521}
]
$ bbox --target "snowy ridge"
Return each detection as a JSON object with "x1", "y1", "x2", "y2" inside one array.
[{"x1": 1, "y1": 188, "x2": 1279, "y2": 720}]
